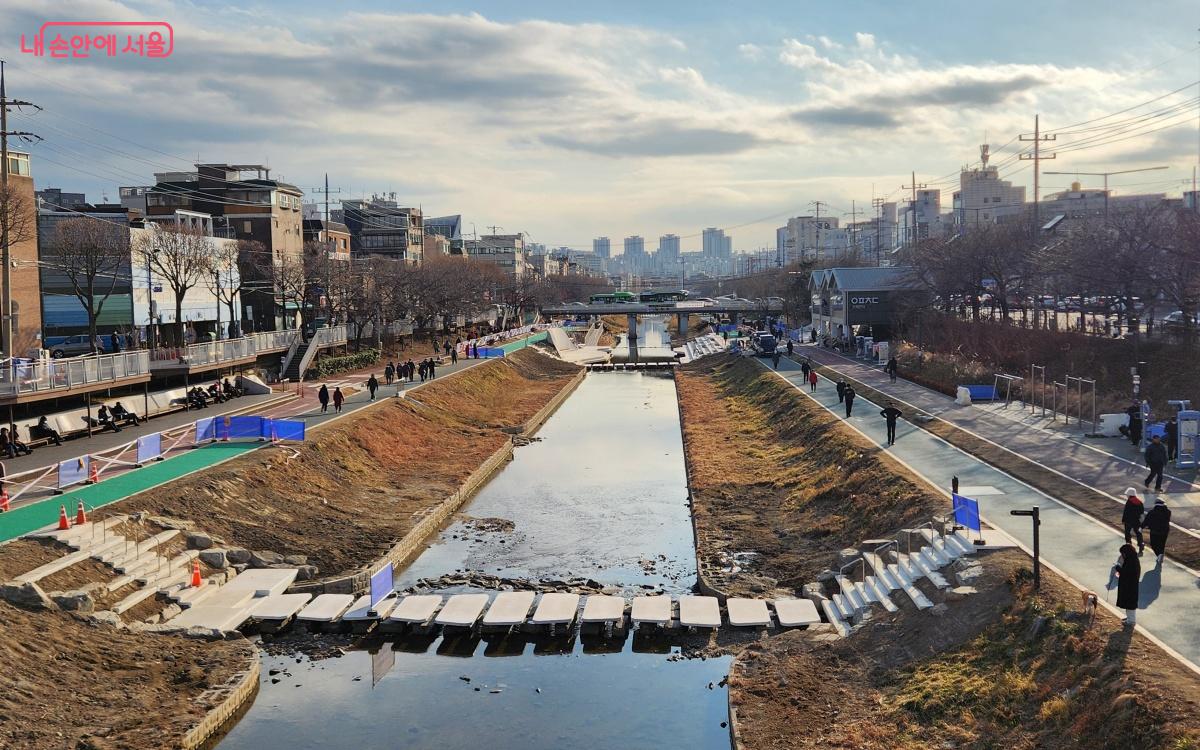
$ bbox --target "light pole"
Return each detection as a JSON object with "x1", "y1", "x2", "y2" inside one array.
[{"x1": 1043, "y1": 166, "x2": 1168, "y2": 220}]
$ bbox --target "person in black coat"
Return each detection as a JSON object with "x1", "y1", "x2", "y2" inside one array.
[
  {"x1": 880, "y1": 402, "x2": 903, "y2": 446},
  {"x1": 1142, "y1": 497, "x2": 1172, "y2": 565},
  {"x1": 1144, "y1": 434, "x2": 1168, "y2": 492},
  {"x1": 1166, "y1": 416, "x2": 1179, "y2": 462},
  {"x1": 1121, "y1": 487, "x2": 1145, "y2": 553},
  {"x1": 843, "y1": 385, "x2": 856, "y2": 418},
  {"x1": 885, "y1": 356, "x2": 898, "y2": 382},
  {"x1": 317, "y1": 384, "x2": 330, "y2": 414},
  {"x1": 836, "y1": 380, "x2": 847, "y2": 403},
  {"x1": 1125, "y1": 403, "x2": 1142, "y2": 447},
  {"x1": 1113, "y1": 543, "x2": 1141, "y2": 625}
]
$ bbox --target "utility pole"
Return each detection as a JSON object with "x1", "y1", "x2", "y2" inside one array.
[
  {"x1": 0, "y1": 61, "x2": 40, "y2": 360},
  {"x1": 308, "y1": 174, "x2": 342, "y2": 225},
  {"x1": 486, "y1": 225, "x2": 503, "y2": 235},
  {"x1": 844, "y1": 200, "x2": 860, "y2": 259},
  {"x1": 901, "y1": 172, "x2": 927, "y2": 246},
  {"x1": 1020, "y1": 114, "x2": 1056, "y2": 228}
]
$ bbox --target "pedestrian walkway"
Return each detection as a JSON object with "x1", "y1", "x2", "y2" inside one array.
[
  {"x1": 768, "y1": 354, "x2": 1200, "y2": 672},
  {"x1": 797, "y1": 346, "x2": 1200, "y2": 532}
]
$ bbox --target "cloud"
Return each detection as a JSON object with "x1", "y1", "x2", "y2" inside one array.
[
  {"x1": 791, "y1": 105, "x2": 900, "y2": 130},
  {"x1": 855, "y1": 32, "x2": 876, "y2": 50},
  {"x1": 779, "y1": 39, "x2": 841, "y2": 72},
  {"x1": 738, "y1": 43, "x2": 763, "y2": 61},
  {"x1": 540, "y1": 122, "x2": 772, "y2": 157}
]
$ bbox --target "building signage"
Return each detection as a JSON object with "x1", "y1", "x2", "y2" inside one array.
[{"x1": 850, "y1": 296, "x2": 880, "y2": 305}]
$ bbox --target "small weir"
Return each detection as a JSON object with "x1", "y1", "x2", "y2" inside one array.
[{"x1": 216, "y1": 371, "x2": 736, "y2": 750}]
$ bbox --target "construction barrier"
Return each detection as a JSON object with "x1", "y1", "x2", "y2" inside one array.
[
  {"x1": 136, "y1": 434, "x2": 162, "y2": 464},
  {"x1": 57, "y1": 456, "x2": 91, "y2": 491},
  {"x1": 271, "y1": 419, "x2": 305, "y2": 442}
]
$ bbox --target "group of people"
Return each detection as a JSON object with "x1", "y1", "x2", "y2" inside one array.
[
  {"x1": 797, "y1": 354, "x2": 904, "y2": 446},
  {"x1": 1115, "y1": 487, "x2": 1173, "y2": 625},
  {"x1": 383, "y1": 359, "x2": 440, "y2": 385},
  {"x1": 185, "y1": 379, "x2": 243, "y2": 411},
  {"x1": 94, "y1": 402, "x2": 139, "y2": 433},
  {"x1": 316, "y1": 384, "x2": 345, "y2": 414}
]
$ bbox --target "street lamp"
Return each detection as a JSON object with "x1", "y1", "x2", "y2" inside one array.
[{"x1": 1043, "y1": 165, "x2": 1168, "y2": 220}]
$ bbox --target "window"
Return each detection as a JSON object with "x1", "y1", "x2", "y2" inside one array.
[
  {"x1": 243, "y1": 221, "x2": 251, "y2": 233},
  {"x1": 278, "y1": 194, "x2": 289, "y2": 208}
]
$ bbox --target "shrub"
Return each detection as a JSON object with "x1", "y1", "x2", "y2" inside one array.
[{"x1": 308, "y1": 348, "x2": 380, "y2": 380}]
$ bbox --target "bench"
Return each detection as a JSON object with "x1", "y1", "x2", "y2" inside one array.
[{"x1": 961, "y1": 385, "x2": 998, "y2": 402}]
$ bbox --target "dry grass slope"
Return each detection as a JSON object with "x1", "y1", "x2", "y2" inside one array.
[{"x1": 677, "y1": 354, "x2": 944, "y2": 595}]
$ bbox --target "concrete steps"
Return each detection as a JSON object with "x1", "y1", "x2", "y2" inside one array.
[
  {"x1": 13, "y1": 536, "x2": 126, "y2": 584},
  {"x1": 819, "y1": 598, "x2": 852, "y2": 637}
]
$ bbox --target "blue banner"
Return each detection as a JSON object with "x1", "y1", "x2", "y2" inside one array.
[
  {"x1": 369, "y1": 563, "x2": 393, "y2": 608},
  {"x1": 951, "y1": 493, "x2": 981, "y2": 532},
  {"x1": 136, "y1": 434, "x2": 162, "y2": 464},
  {"x1": 58, "y1": 456, "x2": 90, "y2": 490},
  {"x1": 270, "y1": 419, "x2": 306, "y2": 442},
  {"x1": 194, "y1": 417, "x2": 217, "y2": 443},
  {"x1": 228, "y1": 416, "x2": 265, "y2": 440}
]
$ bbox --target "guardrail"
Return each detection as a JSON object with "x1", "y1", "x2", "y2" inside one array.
[
  {"x1": 151, "y1": 337, "x2": 257, "y2": 368},
  {"x1": 249, "y1": 329, "x2": 300, "y2": 352},
  {"x1": 0, "y1": 351, "x2": 150, "y2": 399}
]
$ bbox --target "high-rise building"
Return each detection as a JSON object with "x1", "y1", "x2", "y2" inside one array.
[
  {"x1": 623, "y1": 235, "x2": 646, "y2": 273},
  {"x1": 593, "y1": 236, "x2": 611, "y2": 260},
  {"x1": 953, "y1": 146, "x2": 1026, "y2": 229}
]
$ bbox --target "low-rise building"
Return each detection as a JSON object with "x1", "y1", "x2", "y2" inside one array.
[
  {"x1": 339, "y1": 197, "x2": 423, "y2": 264},
  {"x1": 466, "y1": 234, "x2": 527, "y2": 279},
  {"x1": 5, "y1": 151, "x2": 43, "y2": 355}
]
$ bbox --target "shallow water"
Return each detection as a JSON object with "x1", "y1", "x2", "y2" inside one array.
[{"x1": 217, "y1": 371, "x2": 731, "y2": 750}]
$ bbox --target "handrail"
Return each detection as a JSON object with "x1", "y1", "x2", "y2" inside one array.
[
  {"x1": 838, "y1": 556, "x2": 866, "y2": 583},
  {"x1": 0, "y1": 350, "x2": 150, "y2": 397}
]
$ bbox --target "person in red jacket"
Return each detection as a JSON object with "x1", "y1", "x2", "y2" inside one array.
[
  {"x1": 807, "y1": 369, "x2": 818, "y2": 392},
  {"x1": 1121, "y1": 487, "x2": 1145, "y2": 555}
]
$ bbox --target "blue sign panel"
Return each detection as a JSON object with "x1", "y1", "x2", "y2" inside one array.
[
  {"x1": 194, "y1": 417, "x2": 217, "y2": 443},
  {"x1": 136, "y1": 434, "x2": 162, "y2": 464},
  {"x1": 271, "y1": 419, "x2": 306, "y2": 442},
  {"x1": 951, "y1": 493, "x2": 981, "y2": 532},
  {"x1": 58, "y1": 456, "x2": 90, "y2": 490},
  {"x1": 369, "y1": 563, "x2": 393, "y2": 608}
]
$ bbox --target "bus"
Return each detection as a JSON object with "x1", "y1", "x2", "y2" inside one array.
[
  {"x1": 638, "y1": 289, "x2": 690, "y2": 304},
  {"x1": 589, "y1": 291, "x2": 637, "y2": 304}
]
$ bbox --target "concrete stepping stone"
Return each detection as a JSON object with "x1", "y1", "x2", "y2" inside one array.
[
  {"x1": 580, "y1": 595, "x2": 626, "y2": 624},
  {"x1": 482, "y1": 591, "x2": 535, "y2": 627},
  {"x1": 434, "y1": 594, "x2": 488, "y2": 627},
  {"x1": 387, "y1": 594, "x2": 443, "y2": 624},
  {"x1": 726, "y1": 598, "x2": 771, "y2": 627},
  {"x1": 630, "y1": 595, "x2": 672, "y2": 626},
  {"x1": 772, "y1": 598, "x2": 821, "y2": 627},
  {"x1": 297, "y1": 594, "x2": 355, "y2": 623},
  {"x1": 678, "y1": 595, "x2": 721, "y2": 628}
]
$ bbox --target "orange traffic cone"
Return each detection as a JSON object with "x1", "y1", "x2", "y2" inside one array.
[
  {"x1": 190, "y1": 559, "x2": 203, "y2": 588},
  {"x1": 57, "y1": 504, "x2": 70, "y2": 530},
  {"x1": 75, "y1": 501, "x2": 87, "y2": 526},
  {"x1": 88, "y1": 462, "x2": 99, "y2": 484},
  {"x1": 0, "y1": 487, "x2": 9, "y2": 513}
]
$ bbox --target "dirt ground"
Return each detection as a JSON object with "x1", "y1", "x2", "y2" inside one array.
[
  {"x1": 676, "y1": 355, "x2": 944, "y2": 596},
  {"x1": 806, "y1": 360, "x2": 1200, "y2": 568},
  {"x1": 0, "y1": 601, "x2": 252, "y2": 750},
  {"x1": 730, "y1": 549, "x2": 1200, "y2": 750},
  {"x1": 99, "y1": 350, "x2": 580, "y2": 578}
]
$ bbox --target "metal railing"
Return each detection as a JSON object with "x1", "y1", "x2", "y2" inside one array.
[
  {"x1": 295, "y1": 325, "x2": 347, "y2": 380},
  {"x1": 150, "y1": 337, "x2": 256, "y2": 368},
  {"x1": 0, "y1": 351, "x2": 150, "y2": 398},
  {"x1": 249, "y1": 329, "x2": 300, "y2": 353}
]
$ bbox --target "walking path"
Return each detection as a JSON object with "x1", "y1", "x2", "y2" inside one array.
[
  {"x1": 765, "y1": 353, "x2": 1200, "y2": 672},
  {"x1": 797, "y1": 346, "x2": 1200, "y2": 532}
]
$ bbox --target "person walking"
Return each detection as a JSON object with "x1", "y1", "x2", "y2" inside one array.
[
  {"x1": 843, "y1": 385, "x2": 856, "y2": 418},
  {"x1": 800, "y1": 360, "x2": 810, "y2": 379},
  {"x1": 880, "y1": 401, "x2": 902, "y2": 446},
  {"x1": 772, "y1": 351, "x2": 781, "y2": 369},
  {"x1": 836, "y1": 380, "x2": 847, "y2": 404},
  {"x1": 109, "y1": 330, "x2": 121, "y2": 354},
  {"x1": 1121, "y1": 487, "x2": 1146, "y2": 554},
  {"x1": 332, "y1": 387, "x2": 345, "y2": 414},
  {"x1": 1142, "y1": 497, "x2": 1172, "y2": 565},
  {"x1": 443, "y1": 341, "x2": 451, "y2": 357},
  {"x1": 451, "y1": 347, "x2": 459, "y2": 365},
  {"x1": 807, "y1": 369, "x2": 818, "y2": 392},
  {"x1": 1166, "y1": 416, "x2": 1179, "y2": 462},
  {"x1": 367, "y1": 374, "x2": 379, "y2": 401},
  {"x1": 317, "y1": 384, "x2": 330, "y2": 413},
  {"x1": 786, "y1": 339, "x2": 794, "y2": 356},
  {"x1": 1144, "y1": 434, "x2": 1167, "y2": 492},
  {"x1": 886, "y1": 356, "x2": 898, "y2": 383},
  {"x1": 419, "y1": 360, "x2": 427, "y2": 382},
  {"x1": 428, "y1": 358, "x2": 437, "y2": 379},
  {"x1": 1112, "y1": 543, "x2": 1141, "y2": 626},
  {"x1": 384, "y1": 362, "x2": 395, "y2": 385}
]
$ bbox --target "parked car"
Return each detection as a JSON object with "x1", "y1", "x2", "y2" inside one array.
[
  {"x1": 48, "y1": 335, "x2": 104, "y2": 358},
  {"x1": 1161, "y1": 311, "x2": 1193, "y2": 331}
]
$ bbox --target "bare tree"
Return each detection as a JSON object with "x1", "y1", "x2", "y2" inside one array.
[
  {"x1": 136, "y1": 226, "x2": 213, "y2": 346},
  {"x1": 51, "y1": 218, "x2": 131, "y2": 354},
  {"x1": 209, "y1": 239, "x2": 250, "y2": 338}
]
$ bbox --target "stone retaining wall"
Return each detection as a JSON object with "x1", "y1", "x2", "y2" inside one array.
[
  {"x1": 671, "y1": 369, "x2": 732, "y2": 602},
  {"x1": 180, "y1": 644, "x2": 260, "y2": 750}
]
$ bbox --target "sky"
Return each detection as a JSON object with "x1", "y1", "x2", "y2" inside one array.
[{"x1": 1, "y1": 0, "x2": 1198, "y2": 253}]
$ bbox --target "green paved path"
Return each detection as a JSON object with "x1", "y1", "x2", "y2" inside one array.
[{"x1": 0, "y1": 442, "x2": 261, "y2": 542}]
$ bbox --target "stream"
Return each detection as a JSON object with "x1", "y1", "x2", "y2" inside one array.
[{"x1": 215, "y1": 371, "x2": 732, "y2": 750}]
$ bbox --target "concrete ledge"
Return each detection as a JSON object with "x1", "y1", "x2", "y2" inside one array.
[
  {"x1": 180, "y1": 643, "x2": 260, "y2": 750},
  {"x1": 521, "y1": 368, "x2": 585, "y2": 435}
]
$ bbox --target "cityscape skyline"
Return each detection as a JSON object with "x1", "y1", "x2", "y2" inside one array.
[{"x1": 1, "y1": 1, "x2": 1198, "y2": 252}]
